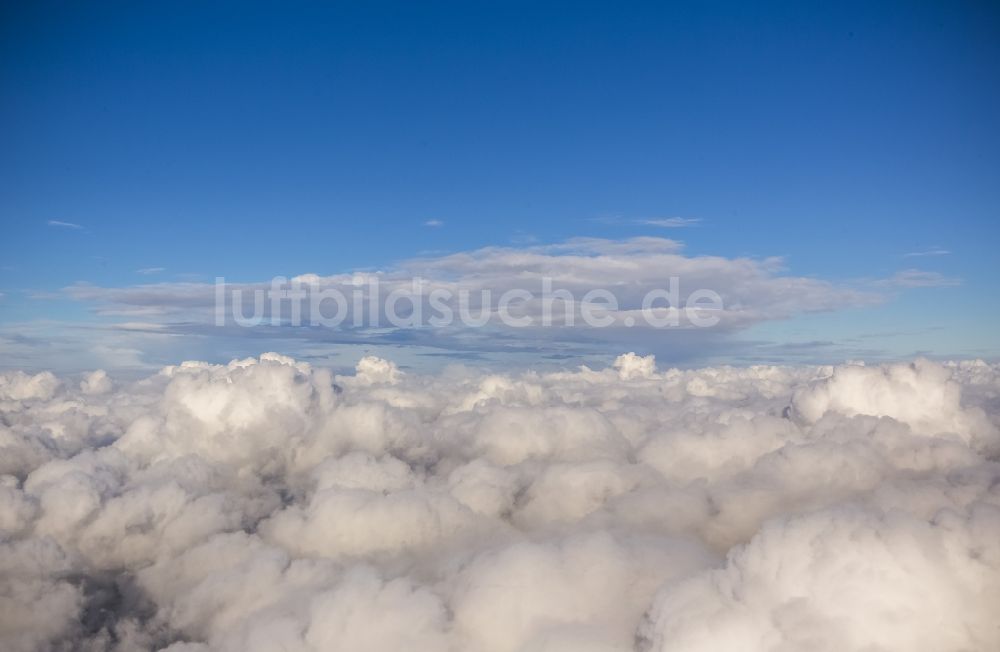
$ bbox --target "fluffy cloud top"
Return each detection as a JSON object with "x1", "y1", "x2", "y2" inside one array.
[{"x1": 1, "y1": 354, "x2": 999, "y2": 651}]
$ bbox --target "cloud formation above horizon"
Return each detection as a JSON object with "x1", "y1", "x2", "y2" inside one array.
[
  {"x1": 19, "y1": 236, "x2": 954, "y2": 370},
  {"x1": 62, "y1": 237, "x2": 879, "y2": 324},
  {"x1": 0, "y1": 353, "x2": 998, "y2": 651}
]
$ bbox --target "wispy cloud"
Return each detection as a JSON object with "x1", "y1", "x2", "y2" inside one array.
[
  {"x1": 877, "y1": 269, "x2": 962, "y2": 289},
  {"x1": 47, "y1": 220, "x2": 84, "y2": 230},
  {"x1": 510, "y1": 230, "x2": 539, "y2": 245},
  {"x1": 903, "y1": 248, "x2": 950, "y2": 258},
  {"x1": 423, "y1": 219, "x2": 445, "y2": 228},
  {"x1": 635, "y1": 217, "x2": 702, "y2": 228},
  {"x1": 137, "y1": 267, "x2": 166, "y2": 275}
]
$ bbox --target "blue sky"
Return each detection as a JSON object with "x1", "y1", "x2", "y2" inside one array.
[{"x1": 1, "y1": 1, "x2": 998, "y2": 372}]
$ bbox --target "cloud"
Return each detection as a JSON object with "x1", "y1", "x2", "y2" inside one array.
[
  {"x1": 635, "y1": 217, "x2": 702, "y2": 228},
  {"x1": 42, "y1": 236, "x2": 981, "y2": 368},
  {"x1": 64, "y1": 282, "x2": 217, "y2": 312},
  {"x1": 423, "y1": 219, "x2": 445, "y2": 227},
  {"x1": 589, "y1": 216, "x2": 702, "y2": 228},
  {"x1": 877, "y1": 269, "x2": 962, "y2": 288},
  {"x1": 61, "y1": 237, "x2": 878, "y2": 337},
  {"x1": 904, "y1": 248, "x2": 950, "y2": 257},
  {"x1": 45, "y1": 220, "x2": 83, "y2": 230},
  {"x1": 136, "y1": 267, "x2": 166, "y2": 275},
  {"x1": 640, "y1": 506, "x2": 1000, "y2": 652},
  {"x1": 0, "y1": 353, "x2": 997, "y2": 651}
]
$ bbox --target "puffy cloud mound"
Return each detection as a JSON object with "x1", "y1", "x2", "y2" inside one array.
[
  {"x1": 791, "y1": 359, "x2": 995, "y2": 444},
  {"x1": 0, "y1": 354, "x2": 998, "y2": 651},
  {"x1": 639, "y1": 506, "x2": 1000, "y2": 652}
]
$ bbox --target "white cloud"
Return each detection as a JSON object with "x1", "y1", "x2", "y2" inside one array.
[
  {"x1": 904, "y1": 248, "x2": 950, "y2": 257},
  {"x1": 62, "y1": 237, "x2": 877, "y2": 333},
  {"x1": 38, "y1": 238, "x2": 969, "y2": 369},
  {"x1": 878, "y1": 269, "x2": 962, "y2": 288},
  {"x1": 46, "y1": 220, "x2": 83, "y2": 230},
  {"x1": 0, "y1": 353, "x2": 998, "y2": 650},
  {"x1": 136, "y1": 267, "x2": 166, "y2": 275},
  {"x1": 423, "y1": 219, "x2": 445, "y2": 227},
  {"x1": 635, "y1": 217, "x2": 702, "y2": 228},
  {"x1": 640, "y1": 506, "x2": 1000, "y2": 652}
]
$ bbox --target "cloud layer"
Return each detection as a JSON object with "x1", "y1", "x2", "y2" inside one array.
[
  {"x1": 26, "y1": 236, "x2": 922, "y2": 370},
  {"x1": 66, "y1": 237, "x2": 878, "y2": 329},
  {"x1": 1, "y1": 353, "x2": 999, "y2": 651}
]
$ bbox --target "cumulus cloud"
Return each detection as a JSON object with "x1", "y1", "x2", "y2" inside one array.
[
  {"x1": 80, "y1": 370, "x2": 113, "y2": 395},
  {"x1": 0, "y1": 353, "x2": 998, "y2": 651},
  {"x1": 639, "y1": 506, "x2": 1000, "y2": 652}
]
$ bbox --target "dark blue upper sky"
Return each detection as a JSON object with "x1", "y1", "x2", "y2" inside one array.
[{"x1": 1, "y1": 1, "x2": 998, "y2": 370}]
